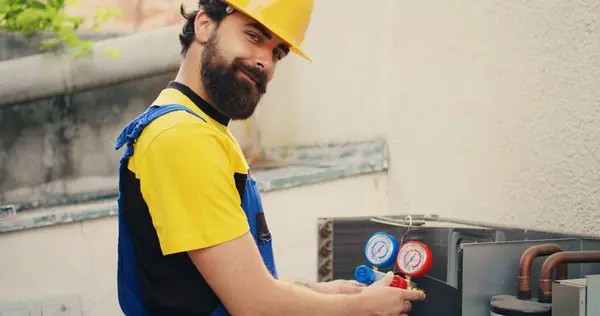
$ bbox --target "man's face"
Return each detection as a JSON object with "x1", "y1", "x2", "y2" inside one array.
[{"x1": 199, "y1": 11, "x2": 290, "y2": 120}]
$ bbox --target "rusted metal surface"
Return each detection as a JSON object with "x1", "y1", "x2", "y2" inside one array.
[
  {"x1": 319, "y1": 239, "x2": 332, "y2": 257},
  {"x1": 317, "y1": 218, "x2": 334, "y2": 282}
]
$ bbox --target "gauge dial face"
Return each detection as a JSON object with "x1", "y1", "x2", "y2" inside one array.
[
  {"x1": 396, "y1": 241, "x2": 432, "y2": 277},
  {"x1": 364, "y1": 233, "x2": 398, "y2": 267}
]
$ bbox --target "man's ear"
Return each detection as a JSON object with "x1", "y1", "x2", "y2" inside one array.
[{"x1": 194, "y1": 10, "x2": 215, "y2": 44}]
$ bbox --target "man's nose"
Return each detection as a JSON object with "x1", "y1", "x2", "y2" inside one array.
[{"x1": 253, "y1": 51, "x2": 274, "y2": 81}]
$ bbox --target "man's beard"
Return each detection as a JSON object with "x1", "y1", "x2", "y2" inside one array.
[{"x1": 200, "y1": 34, "x2": 267, "y2": 121}]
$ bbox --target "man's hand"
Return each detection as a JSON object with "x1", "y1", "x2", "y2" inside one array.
[
  {"x1": 359, "y1": 271, "x2": 425, "y2": 315},
  {"x1": 310, "y1": 279, "x2": 366, "y2": 294},
  {"x1": 280, "y1": 277, "x2": 365, "y2": 295}
]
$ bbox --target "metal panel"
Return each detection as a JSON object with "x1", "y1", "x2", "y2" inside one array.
[
  {"x1": 447, "y1": 229, "x2": 497, "y2": 288},
  {"x1": 0, "y1": 295, "x2": 81, "y2": 316},
  {"x1": 460, "y1": 238, "x2": 600, "y2": 316},
  {"x1": 2, "y1": 310, "x2": 34, "y2": 316},
  {"x1": 552, "y1": 278, "x2": 586, "y2": 316},
  {"x1": 587, "y1": 275, "x2": 600, "y2": 315},
  {"x1": 410, "y1": 276, "x2": 461, "y2": 316},
  {"x1": 579, "y1": 240, "x2": 600, "y2": 277}
]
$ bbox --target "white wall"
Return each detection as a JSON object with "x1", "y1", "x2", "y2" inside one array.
[
  {"x1": 260, "y1": 0, "x2": 600, "y2": 234},
  {"x1": 0, "y1": 173, "x2": 388, "y2": 315},
  {"x1": 256, "y1": 0, "x2": 393, "y2": 147},
  {"x1": 386, "y1": 0, "x2": 600, "y2": 234}
]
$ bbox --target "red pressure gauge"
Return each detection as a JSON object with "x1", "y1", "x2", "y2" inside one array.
[{"x1": 396, "y1": 241, "x2": 432, "y2": 278}]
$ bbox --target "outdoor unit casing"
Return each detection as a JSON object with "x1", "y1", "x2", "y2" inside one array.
[{"x1": 552, "y1": 275, "x2": 600, "y2": 316}]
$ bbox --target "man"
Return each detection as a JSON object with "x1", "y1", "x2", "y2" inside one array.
[{"x1": 114, "y1": 0, "x2": 425, "y2": 315}]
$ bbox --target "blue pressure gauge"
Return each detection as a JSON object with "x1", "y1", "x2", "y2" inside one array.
[{"x1": 364, "y1": 232, "x2": 399, "y2": 268}]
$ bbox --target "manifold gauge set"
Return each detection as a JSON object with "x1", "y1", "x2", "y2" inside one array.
[{"x1": 354, "y1": 231, "x2": 432, "y2": 293}]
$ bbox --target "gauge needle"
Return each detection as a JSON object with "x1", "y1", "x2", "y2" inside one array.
[
  {"x1": 406, "y1": 253, "x2": 417, "y2": 265},
  {"x1": 375, "y1": 244, "x2": 386, "y2": 256}
]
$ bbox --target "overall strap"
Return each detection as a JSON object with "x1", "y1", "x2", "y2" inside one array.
[
  {"x1": 115, "y1": 104, "x2": 206, "y2": 316},
  {"x1": 115, "y1": 104, "x2": 206, "y2": 162}
]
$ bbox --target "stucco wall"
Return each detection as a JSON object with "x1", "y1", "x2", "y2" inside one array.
[
  {"x1": 259, "y1": 0, "x2": 600, "y2": 234},
  {"x1": 0, "y1": 173, "x2": 388, "y2": 316},
  {"x1": 0, "y1": 35, "x2": 258, "y2": 205},
  {"x1": 385, "y1": 0, "x2": 600, "y2": 234},
  {"x1": 0, "y1": 68, "x2": 172, "y2": 204}
]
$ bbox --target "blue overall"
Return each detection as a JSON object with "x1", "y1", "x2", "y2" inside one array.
[{"x1": 114, "y1": 104, "x2": 278, "y2": 316}]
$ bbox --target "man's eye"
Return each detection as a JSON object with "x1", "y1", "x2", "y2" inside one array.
[{"x1": 247, "y1": 32, "x2": 260, "y2": 42}]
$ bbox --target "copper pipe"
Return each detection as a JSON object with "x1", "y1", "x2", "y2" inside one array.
[
  {"x1": 555, "y1": 262, "x2": 568, "y2": 280},
  {"x1": 538, "y1": 250, "x2": 600, "y2": 303},
  {"x1": 517, "y1": 244, "x2": 566, "y2": 300}
]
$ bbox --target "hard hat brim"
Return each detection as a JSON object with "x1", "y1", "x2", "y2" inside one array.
[
  {"x1": 290, "y1": 46, "x2": 311, "y2": 63},
  {"x1": 225, "y1": 2, "x2": 312, "y2": 63}
]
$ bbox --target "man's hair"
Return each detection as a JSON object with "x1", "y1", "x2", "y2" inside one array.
[{"x1": 179, "y1": 0, "x2": 231, "y2": 56}]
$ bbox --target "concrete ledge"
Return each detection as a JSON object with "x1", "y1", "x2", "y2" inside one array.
[
  {"x1": 0, "y1": 26, "x2": 181, "y2": 106},
  {"x1": 0, "y1": 139, "x2": 388, "y2": 233}
]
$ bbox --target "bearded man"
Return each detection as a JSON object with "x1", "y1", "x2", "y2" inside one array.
[{"x1": 113, "y1": 1, "x2": 425, "y2": 315}]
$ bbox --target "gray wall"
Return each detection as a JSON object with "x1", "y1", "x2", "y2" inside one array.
[{"x1": 0, "y1": 33, "x2": 174, "y2": 206}]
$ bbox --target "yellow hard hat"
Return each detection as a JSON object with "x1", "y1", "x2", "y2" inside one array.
[{"x1": 223, "y1": 0, "x2": 314, "y2": 62}]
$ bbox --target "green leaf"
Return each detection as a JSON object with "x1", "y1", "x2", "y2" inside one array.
[
  {"x1": 3, "y1": 8, "x2": 24, "y2": 21},
  {"x1": 3, "y1": 0, "x2": 120, "y2": 57},
  {"x1": 104, "y1": 47, "x2": 120, "y2": 58},
  {"x1": 40, "y1": 38, "x2": 61, "y2": 50},
  {"x1": 28, "y1": 0, "x2": 46, "y2": 9}
]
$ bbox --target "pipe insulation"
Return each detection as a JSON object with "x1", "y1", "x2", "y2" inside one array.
[{"x1": 0, "y1": 25, "x2": 183, "y2": 107}]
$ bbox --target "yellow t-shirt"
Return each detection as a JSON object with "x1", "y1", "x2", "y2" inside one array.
[{"x1": 127, "y1": 82, "x2": 250, "y2": 256}]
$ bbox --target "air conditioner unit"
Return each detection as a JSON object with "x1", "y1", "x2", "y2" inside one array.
[{"x1": 317, "y1": 215, "x2": 600, "y2": 316}]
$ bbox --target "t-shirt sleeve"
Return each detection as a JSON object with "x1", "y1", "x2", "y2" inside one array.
[{"x1": 137, "y1": 123, "x2": 250, "y2": 256}]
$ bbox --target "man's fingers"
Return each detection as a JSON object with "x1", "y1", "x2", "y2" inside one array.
[
  {"x1": 345, "y1": 287, "x2": 363, "y2": 294},
  {"x1": 400, "y1": 289, "x2": 426, "y2": 301},
  {"x1": 341, "y1": 283, "x2": 363, "y2": 294},
  {"x1": 349, "y1": 280, "x2": 366, "y2": 287},
  {"x1": 372, "y1": 271, "x2": 394, "y2": 287},
  {"x1": 402, "y1": 300, "x2": 412, "y2": 312}
]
